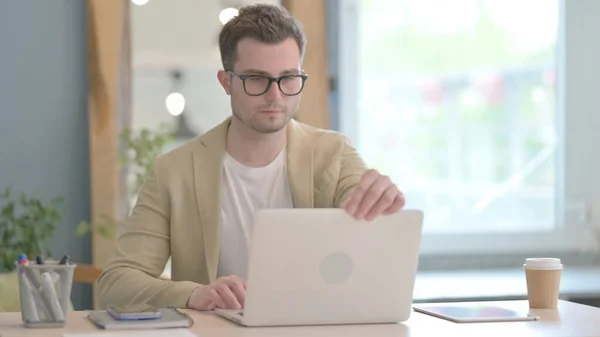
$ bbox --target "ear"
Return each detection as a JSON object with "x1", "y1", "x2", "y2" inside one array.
[{"x1": 217, "y1": 70, "x2": 231, "y2": 95}]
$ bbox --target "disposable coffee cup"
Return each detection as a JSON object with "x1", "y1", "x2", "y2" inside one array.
[{"x1": 523, "y1": 258, "x2": 562, "y2": 309}]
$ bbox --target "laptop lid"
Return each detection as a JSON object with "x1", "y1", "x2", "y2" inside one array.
[{"x1": 241, "y1": 208, "x2": 424, "y2": 326}]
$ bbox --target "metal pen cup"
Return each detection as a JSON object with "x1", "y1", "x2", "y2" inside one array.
[{"x1": 16, "y1": 260, "x2": 76, "y2": 328}]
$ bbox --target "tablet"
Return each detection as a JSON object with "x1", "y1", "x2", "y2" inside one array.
[{"x1": 413, "y1": 304, "x2": 540, "y2": 323}]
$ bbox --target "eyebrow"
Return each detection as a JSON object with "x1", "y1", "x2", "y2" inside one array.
[{"x1": 239, "y1": 68, "x2": 300, "y2": 76}]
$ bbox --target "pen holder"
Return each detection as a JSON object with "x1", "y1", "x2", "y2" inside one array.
[{"x1": 16, "y1": 261, "x2": 76, "y2": 328}]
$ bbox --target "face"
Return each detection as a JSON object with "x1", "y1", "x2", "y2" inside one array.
[{"x1": 218, "y1": 37, "x2": 303, "y2": 134}]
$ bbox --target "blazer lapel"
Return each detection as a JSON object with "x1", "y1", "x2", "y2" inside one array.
[
  {"x1": 192, "y1": 118, "x2": 229, "y2": 283},
  {"x1": 286, "y1": 119, "x2": 314, "y2": 208}
]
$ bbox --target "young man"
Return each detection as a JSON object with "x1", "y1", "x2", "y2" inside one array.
[{"x1": 96, "y1": 4, "x2": 405, "y2": 311}]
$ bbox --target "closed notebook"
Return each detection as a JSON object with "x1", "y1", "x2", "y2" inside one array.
[{"x1": 86, "y1": 308, "x2": 193, "y2": 330}]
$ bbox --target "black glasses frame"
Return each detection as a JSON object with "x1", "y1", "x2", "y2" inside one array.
[{"x1": 228, "y1": 71, "x2": 308, "y2": 96}]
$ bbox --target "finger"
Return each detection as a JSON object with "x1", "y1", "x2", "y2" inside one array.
[
  {"x1": 365, "y1": 185, "x2": 398, "y2": 221},
  {"x1": 346, "y1": 169, "x2": 380, "y2": 215},
  {"x1": 383, "y1": 193, "x2": 406, "y2": 215},
  {"x1": 354, "y1": 175, "x2": 393, "y2": 220},
  {"x1": 207, "y1": 289, "x2": 227, "y2": 309},
  {"x1": 224, "y1": 276, "x2": 246, "y2": 308},
  {"x1": 216, "y1": 284, "x2": 242, "y2": 309}
]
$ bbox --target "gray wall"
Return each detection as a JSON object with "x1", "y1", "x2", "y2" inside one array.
[{"x1": 0, "y1": 1, "x2": 92, "y2": 309}]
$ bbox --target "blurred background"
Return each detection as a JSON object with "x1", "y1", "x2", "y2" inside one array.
[
  {"x1": 132, "y1": 0, "x2": 560, "y2": 235},
  {"x1": 1, "y1": 0, "x2": 599, "y2": 311}
]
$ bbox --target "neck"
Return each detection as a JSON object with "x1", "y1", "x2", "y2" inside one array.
[{"x1": 226, "y1": 118, "x2": 287, "y2": 168}]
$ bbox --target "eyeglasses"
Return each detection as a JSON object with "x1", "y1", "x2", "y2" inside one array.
[{"x1": 228, "y1": 71, "x2": 308, "y2": 96}]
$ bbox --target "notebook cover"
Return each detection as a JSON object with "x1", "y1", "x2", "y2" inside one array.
[{"x1": 86, "y1": 307, "x2": 193, "y2": 330}]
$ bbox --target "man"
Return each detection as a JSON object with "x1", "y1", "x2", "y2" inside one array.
[{"x1": 96, "y1": 4, "x2": 405, "y2": 311}]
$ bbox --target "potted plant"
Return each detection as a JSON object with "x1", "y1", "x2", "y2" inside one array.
[
  {"x1": 0, "y1": 187, "x2": 64, "y2": 271},
  {"x1": 0, "y1": 187, "x2": 64, "y2": 312}
]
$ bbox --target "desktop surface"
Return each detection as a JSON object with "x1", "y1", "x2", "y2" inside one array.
[{"x1": 1, "y1": 300, "x2": 599, "y2": 337}]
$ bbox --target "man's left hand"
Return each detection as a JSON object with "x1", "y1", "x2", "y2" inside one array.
[{"x1": 341, "y1": 169, "x2": 405, "y2": 221}]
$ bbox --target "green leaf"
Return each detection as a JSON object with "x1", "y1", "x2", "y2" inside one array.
[
  {"x1": 1, "y1": 202, "x2": 14, "y2": 217},
  {"x1": 0, "y1": 188, "x2": 63, "y2": 270},
  {"x1": 74, "y1": 221, "x2": 91, "y2": 237},
  {"x1": 97, "y1": 225, "x2": 115, "y2": 239}
]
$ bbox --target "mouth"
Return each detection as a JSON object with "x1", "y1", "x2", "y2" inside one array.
[{"x1": 259, "y1": 110, "x2": 282, "y2": 114}]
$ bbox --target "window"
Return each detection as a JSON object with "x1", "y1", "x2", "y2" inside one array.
[{"x1": 332, "y1": 0, "x2": 600, "y2": 260}]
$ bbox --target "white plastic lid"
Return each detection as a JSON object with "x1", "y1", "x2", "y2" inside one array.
[{"x1": 523, "y1": 257, "x2": 563, "y2": 270}]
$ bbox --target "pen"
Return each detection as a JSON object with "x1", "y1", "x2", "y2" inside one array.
[
  {"x1": 17, "y1": 261, "x2": 53, "y2": 320},
  {"x1": 59, "y1": 255, "x2": 71, "y2": 265},
  {"x1": 18, "y1": 254, "x2": 28, "y2": 265},
  {"x1": 20, "y1": 257, "x2": 41, "y2": 289},
  {"x1": 36, "y1": 254, "x2": 61, "y2": 285},
  {"x1": 36, "y1": 255, "x2": 45, "y2": 265},
  {"x1": 18, "y1": 266, "x2": 40, "y2": 323},
  {"x1": 40, "y1": 272, "x2": 65, "y2": 321}
]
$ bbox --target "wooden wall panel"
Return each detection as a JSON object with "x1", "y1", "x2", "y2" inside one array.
[
  {"x1": 282, "y1": 0, "x2": 330, "y2": 129},
  {"x1": 87, "y1": 0, "x2": 129, "y2": 273}
]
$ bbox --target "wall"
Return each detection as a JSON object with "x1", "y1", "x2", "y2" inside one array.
[
  {"x1": 132, "y1": 68, "x2": 230, "y2": 134},
  {"x1": 0, "y1": 1, "x2": 92, "y2": 309},
  {"x1": 130, "y1": 0, "x2": 281, "y2": 133}
]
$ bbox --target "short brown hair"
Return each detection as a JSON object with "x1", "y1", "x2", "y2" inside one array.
[{"x1": 218, "y1": 4, "x2": 306, "y2": 71}]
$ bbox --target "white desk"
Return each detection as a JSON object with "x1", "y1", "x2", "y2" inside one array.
[{"x1": 1, "y1": 300, "x2": 599, "y2": 337}]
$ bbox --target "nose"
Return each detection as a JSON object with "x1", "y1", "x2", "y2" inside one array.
[{"x1": 263, "y1": 81, "x2": 283, "y2": 102}]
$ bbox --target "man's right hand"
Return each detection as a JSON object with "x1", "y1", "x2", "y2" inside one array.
[{"x1": 186, "y1": 275, "x2": 246, "y2": 310}]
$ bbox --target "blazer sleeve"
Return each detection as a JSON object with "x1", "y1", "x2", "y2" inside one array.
[
  {"x1": 95, "y1": 167, "x2": 202, "y2": 309},
  {"x1": 333, "y1": 137, "x2": 368, "y2": 207}
]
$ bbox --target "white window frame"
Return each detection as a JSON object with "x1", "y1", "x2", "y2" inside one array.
[{"x1": 334, "y1": 0, "x2": 600, "y2": 264}]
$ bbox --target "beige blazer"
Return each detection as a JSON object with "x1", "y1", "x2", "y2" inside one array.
[{"x1": 96, "y1": 117, "x2": 368, "y2": 309}]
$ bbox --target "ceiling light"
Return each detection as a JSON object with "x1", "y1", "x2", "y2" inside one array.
[
  {"x1": 219, "y1": 7, "x2": 239, "y2": 25},
  {"x1": 166, "y1": 93, "x2": 185, "y2": 116},
  {"x1": 132, "y1": 0, "x2": 149, "y2": 6}
]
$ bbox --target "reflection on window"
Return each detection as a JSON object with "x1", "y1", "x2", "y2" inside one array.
[{"x1": 357, "y1": 0, "x2": 559, "y2": 233}]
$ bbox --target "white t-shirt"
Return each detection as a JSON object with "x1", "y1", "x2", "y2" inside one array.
[{"x1": 217, "y1": 148, "x2": 293, "y2": 280}]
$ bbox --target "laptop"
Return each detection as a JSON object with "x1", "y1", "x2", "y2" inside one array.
[{"x1": 215, "y1": 208, "x2": 424, "y2": 327}]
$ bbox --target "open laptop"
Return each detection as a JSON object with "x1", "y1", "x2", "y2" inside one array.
[{"x1": 214, "y1": 208, "x2": 424, "y2": 327}]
